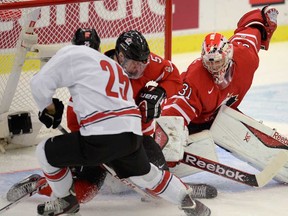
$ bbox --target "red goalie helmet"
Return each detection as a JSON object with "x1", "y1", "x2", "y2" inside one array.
[{"x1": 201, "y1": 33, "x2": 234, "y2": 89}]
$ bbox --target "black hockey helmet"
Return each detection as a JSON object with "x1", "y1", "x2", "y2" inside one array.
[
  {"x1": 72, "y1": 28, "x2": 101, "y2": 51},
  {"x1": 116, "y1": 30, "x2": 150, "y2": 63}
]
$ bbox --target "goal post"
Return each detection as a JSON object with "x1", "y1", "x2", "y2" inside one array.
[{"x1": 0, "y1": 0, "x2": 173, "y2": 150}]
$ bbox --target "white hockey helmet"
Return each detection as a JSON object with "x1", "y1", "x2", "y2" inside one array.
[{"x1": 201, "y1": 33, "x2": 234, "y2": 89}]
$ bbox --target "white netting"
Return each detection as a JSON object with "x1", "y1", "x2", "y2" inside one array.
[{"x1": 0, "y1": 0, "x2": 169, "y2": 145}]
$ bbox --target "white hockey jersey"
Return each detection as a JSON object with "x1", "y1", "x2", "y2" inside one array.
[{"x1": 30, "y1": 45, "x2": 142, "y2": 136}]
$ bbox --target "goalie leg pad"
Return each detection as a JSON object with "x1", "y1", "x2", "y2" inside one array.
[
  {"x1": 171, "y1": 130, "x2": 218, "y2": 178},
  {"x1": 210, "y1": 105, "x2": 288, "y2": 183},
  {"x1": 0, "y1": 111, "x2": 42, "y2": 148}
]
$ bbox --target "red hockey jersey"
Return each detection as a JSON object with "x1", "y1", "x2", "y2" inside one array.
[
  {"x1": 67, "y1": 52, "x2": 182, "y2": 135},
  {"x1": 162, "y1": 27, "x2": 262, "y2": 126}
]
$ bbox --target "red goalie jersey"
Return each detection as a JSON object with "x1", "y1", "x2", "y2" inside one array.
[
  {"x1": 162, "y1": 6, "x2": 278, "y2": 131},
  {"x1": 67, "y1": 52, "x2": 182, "y2": 134},
  {"x1": 162, "y1": 27, "x2": 264, "y2": 131}
]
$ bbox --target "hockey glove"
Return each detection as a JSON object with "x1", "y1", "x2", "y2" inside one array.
[
  {"x1": 38, "y1": 98, "x2": 64, "y2": 129},
  {"x1": 235, "y1": 5, "x2": 278, "y2": 50},
  {"x1": 136, "y1": 85, "x2": 166, "y2": 123}
]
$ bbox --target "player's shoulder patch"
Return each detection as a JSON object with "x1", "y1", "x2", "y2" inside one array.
[{"x1": 164, "y1": 65, "x2": 173, "y2": 73}]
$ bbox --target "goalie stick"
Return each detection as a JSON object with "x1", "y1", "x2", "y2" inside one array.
[
  {"x1": 102, "y1": 164, "x2": 158, "y2": 201},
  {"x1": 155, "y1": 115, "x2": 288, "y2": 187},
  {"x1": 182, "y1": 123, "x2": 288, "y2": 187},
  {"x1": 180, "y1": 150, "x2": 288, "y2": 187},
  {"x1": 57, "y1": 125, "x2": 158, "y2": 201}
]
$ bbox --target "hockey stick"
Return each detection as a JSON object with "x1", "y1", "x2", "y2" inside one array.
[
  {"x1": 102, "y1": 164, "x2": 157, "y2": 201},
  {"x1": 181, "y1": 150, "x2": 288, "y2": 187},
  {"x1": 57, "y1": 125, "x2": 157, "y2": 201},
  {"x1": 155, "y1": 115, "x2": 288, "y2": 187},
  {"x1": 0, "y1": 180, "x2": 47, "y2": 214},
  {"x1": 0, "y1": 125, "x2": 155, "y2": 214}
]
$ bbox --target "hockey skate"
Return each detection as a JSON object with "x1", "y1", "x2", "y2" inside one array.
[
  {"x1": 186, "y1": 183, "x2": 217, "y2": 199},
  {"x1": 37, "y1": 186, "x2": 80, "y2": 216},
  {"x1": 6, "y1": 174, "x2": 42, "y2": 202},
  {"x1": 180, "y1": 194, "x2": 211, "y2": 216}
]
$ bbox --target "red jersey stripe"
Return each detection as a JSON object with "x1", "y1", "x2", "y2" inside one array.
[
  {"x1": 44, "y1": 168, "x2": 69, "y2": 182},
  {"x1": 80, "y1": 107, "x2": 141, "y2": 126},
  {"x1": 149, "y1": 171, "x2": 173, "y2": 195}
]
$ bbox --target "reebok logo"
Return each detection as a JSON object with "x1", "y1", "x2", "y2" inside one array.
[
  {"x1": 183, "y1": 153, "x2": 247, "y2": 182},
  {"x1": 272, "y1": 131, "x2": 288, "y2": 145}
]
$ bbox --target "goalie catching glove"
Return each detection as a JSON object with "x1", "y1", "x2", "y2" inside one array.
[
  {"x1": 235, "y1": 5, "x2": 278, "y2": 50},
  {"x1": 136, "y1": 82, "x2": 166, "y2": 123},
  {"x1": 38, "y1": 98, "x2": 64, "y2": 129}
]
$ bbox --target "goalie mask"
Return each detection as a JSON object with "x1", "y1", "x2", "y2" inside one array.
[
  {"x1": 72, "y1": 28, "x2": 101, "y2": 51},
  {"x1": 202, "y1": 33, "x2": 234, "y2": 89},
  {"x1": 116, "y1": 30, "x2": 150, "y2": 79}
]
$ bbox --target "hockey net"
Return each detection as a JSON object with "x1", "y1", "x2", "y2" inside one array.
[{"x1": 0, "y1": 0, "x2": 172, "y2": 150}]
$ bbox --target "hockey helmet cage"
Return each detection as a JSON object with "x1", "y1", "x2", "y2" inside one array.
[
  {"x1": 116, "y1": 30, "x2": 150, "y2": 63},
  {"x1": 201, "y1": 32, "x2": 234, "y2": 88},
  {"x1": 72, "y1": 28, "x2": 100, "y2": 51}
]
